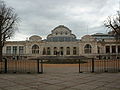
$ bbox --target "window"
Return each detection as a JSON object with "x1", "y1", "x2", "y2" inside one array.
[
  {"x1": 54, "y1": 47, "x2": 57, "y2": 55},
  {"x1": 65, "y1": 32, "x2": 67, "y2": 35},
  {"x1": 6, "y1": 46, "x2": 11, "y2": 54},
  {"x1": 97, "y1": 46, "x2": 100, "y2": 54},
  {"x1": 43, "y1": 48, "x2": 46, "y2": 55},
  {"x1": 84, "y1": 44, "x2": 92, "y2": 54},
  {"x1": 106, "y1": 46, "x2": 110, "y2": 53},
  {"x1": 112, "y1": 46, "x2": 116, "y2": 53},
  {"x1": 13, "y1": 46, "x2": 17, "y2": 54},
  {"x1": 73, "y1": 47, "x2": 77, "y2": 55},
  {"x1": 66, "y1": 47, "x2": 70, "y2": 55},
  {"x1": 118, "y1": 46, "x2": 120, "y2": 53},
  {"x1": 19, "y1": 46, "x2": 24, "y2": 54},
  {"x1": 32, "y1": 45, "x2": 39, "y2": 54},
  {"x1": 60, "y1": 47, "x2": 64, "y2": 55},
  {"x1": 47, "y1": 47, "x2": 51, "y2": 55}
]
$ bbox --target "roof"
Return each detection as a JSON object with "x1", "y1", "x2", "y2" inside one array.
[{"x1": 52, "y1": 25, "x2": 71, "y2": 32}]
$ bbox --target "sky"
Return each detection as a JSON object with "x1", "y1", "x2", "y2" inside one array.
[{"x1": 3, "y1": 0, "x2": 119, "y2": 41}]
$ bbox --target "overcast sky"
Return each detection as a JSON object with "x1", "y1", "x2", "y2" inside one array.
[{"x1": 4, "y1": 0, "x2": 119, "y2": 41}]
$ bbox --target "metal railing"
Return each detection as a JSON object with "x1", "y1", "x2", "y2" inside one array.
[
  {"x1": 0, "y1": 57, "x2": 120, "y2": 74},
  {"x1": 0, "y1": 58, "x2": 43, "y2": 74},
  {"x1": 79, "y1": 58, "x2": 120, "y2": 73}
]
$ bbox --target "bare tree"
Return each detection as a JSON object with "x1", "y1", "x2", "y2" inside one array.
[
  {"x1": 0, "y1": 0, "x2": 19, "y2": 61},
  {"x1": 104, "y1": 11, "x2": 120, "y2": 40}
]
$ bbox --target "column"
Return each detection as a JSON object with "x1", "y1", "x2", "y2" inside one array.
[
  {"x1": 116, "y1": 45, "x2": 118, "y2": 53},
  {"x1": 11, "y1": 46, "x2": 13, "y2": 54},
  {"x1": 70, "y1": 47, "x2": 73, "y2": 55},
  {"x1": 51, "y1": 47, "x2": 54, "y2": 55},
  {"x1": 110, "y1": 45, "x2": 112, "y2": 53},
  {"x1": 64, "y1": 47, "x2": 66, "y2": 56},
  {"x1": 17, "y1": 46, "x2": 19, "y2": 55}
]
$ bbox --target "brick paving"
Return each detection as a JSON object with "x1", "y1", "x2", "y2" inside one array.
[{"x1": 0, "y1": 66, "x2": 120, "y2": 90}]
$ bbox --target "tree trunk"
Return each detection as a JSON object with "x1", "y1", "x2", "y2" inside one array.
[
  {"x1": 0, "y1": 29, "x2": 2, "y2": 62},
  {"x1": 0, "y1": 47, "x2": 2, "y2": 62},
  {"x1": 0, "y1": 42, "x2": 2, "y2": 62},
  {"x1": 0, "y1": 18, "x2": 2, "y2": 62}
]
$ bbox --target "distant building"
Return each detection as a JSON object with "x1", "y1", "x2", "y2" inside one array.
[{"x1": 2, "y1": 25, "x2": 120, "y2": 60}]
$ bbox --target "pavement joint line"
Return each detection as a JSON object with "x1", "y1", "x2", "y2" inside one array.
[
  {"x1": 35, "y1": 74, "x2": 101, "y2": 89},
  {"x1": 39, "y1": 80, "x2": 68, "y2": 86},
  {"x1": 54, "y1": 77, "x2": 100, "y2": 89},
  {"x1": 0, "y1": 72, "x2": 119, "y2": 90},
  {"x1": 92, "y1": 82, "x2": 114, "y2": 90},
  {"x1": 56, "y1": 82, "x2": 84, "y2": 90},
  {"x1": 91, "y1": 76, "x2": 120, "y2": 90},
  {"x1": 0, "y1": 77, "x2": 40, "y2": 89}
]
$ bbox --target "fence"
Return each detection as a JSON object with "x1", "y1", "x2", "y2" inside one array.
[
  {"x1": 79, "y1": 59, "x2": 120, "y2": 73},
  {"x1": 0, "y1": 58, "x2": 43, "y2": 74},
  {"x1": 0, "y1": 58, "x2": 120, "y2": 73}
]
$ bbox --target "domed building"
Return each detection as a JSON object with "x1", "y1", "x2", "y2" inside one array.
[
  {"x1": 2, "y1": 25, "x2": 120, "y2": 60},
  {"x1": 29, "y1": 35, "x2": 42, "y2": 41},
  {"x1": 47, "y1": 25, "x2": 77, "y2": 42}
]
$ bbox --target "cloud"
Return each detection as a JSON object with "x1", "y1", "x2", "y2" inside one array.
[{"x1": 4, "y1": 0, "x2": 119, "y2": 40}]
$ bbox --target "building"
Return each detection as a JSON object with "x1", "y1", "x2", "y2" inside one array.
[{"x1": 2, "y1": 25, "x2": 120, "y2": 60}]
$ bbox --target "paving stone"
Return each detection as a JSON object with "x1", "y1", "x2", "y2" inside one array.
[
  {"x1": 38, "y1": 85, "x2": 63, "y2": 90},
  {"x1": 61, "y1": 88, "x2": 77, "y2": 90},
  {"x1": 105, "y1": 83, "x2": 120, "y2": 88},
  {"x1": 0, "y1": 88, "x2": 6, "y2": 90},
  {"x1": 3, "y1": 85, "x2": 30, "y2": 90},
  {"x1": 94, "y1": 87, "x2": 120, "y2": 90},
  {"x1": 55, "y1": 81, "x2": 79, "y2": 88},
  {"x1": 86, "y1": 81, "x2": 106, "y2": 87},
  {"x1": 0, "y1": 82, "x2": 16, "y2": 88},
  {"x1": 0, "y1": 66, "x2": 120, "y2": 90},
  {"x1": 71, "y1": 84, "x2": 98, "y2": 90},
  {"x1": 42, "y1": 79, "x2": 64, "y2": 85}
]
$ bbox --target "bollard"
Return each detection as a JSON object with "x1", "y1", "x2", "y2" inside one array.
[
  {"x1": 79, "y1": 59, "x2": 82, "y2": 73},
  {"x1": 41, "y1": 60, "x2": 43, "y2": 74},
  {"x1": 37, "y1": 59, "x2": 40, "y2": 74},
  {"x1": 4, "y1": 58, "x2": 7, "y2": 73},
  {"x1": 91, "y1": 58, "x2": 94, "y2": 73}
]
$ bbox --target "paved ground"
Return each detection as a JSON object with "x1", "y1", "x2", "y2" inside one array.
[{"x1": 0, "y1": 65, "x2": 120, "y2": 90}]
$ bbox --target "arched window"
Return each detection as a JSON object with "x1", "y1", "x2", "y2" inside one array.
[
  {"x1": 54, "y1": 47, "x2": 57, "y2": 55},
  {"x1": 84, "y1": 44, "x2": 92, "y2": 54},
  {"x1": 60, "y1": 47, "x2": 64, "y2": 55},
  {"x1": 97, "y1": 46, "x2": 100, "y2": 54},
  {"x1": 106, "y1": 46, "x2": 110, "y2": 53},
  {"x1": 47, "y1": 47, "x2": 51, "y2": 55},
  {"x1": 32, "y1": 44, "x2": 39, "y2": 54},
  {"x1": 66, "y1": 47, "x2": 70, "y2": 55},
  {"x1": 73, "y1": 47, "x2": 77, "y2": 55},
  {"x1": 43, "y1": 48, "x2": 46, "y2": 55},
  {"x1": 65, "y1": 32, "x2": 67, "y2": 35}
]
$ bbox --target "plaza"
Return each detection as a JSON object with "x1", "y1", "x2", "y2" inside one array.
[{"x1": 0, "y1": 64, "x2": 120, "y2": 90}]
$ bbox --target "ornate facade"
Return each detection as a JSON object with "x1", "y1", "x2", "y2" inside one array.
[{"x1": 2, "y1": 25, "x2": 120, "y2": 60}]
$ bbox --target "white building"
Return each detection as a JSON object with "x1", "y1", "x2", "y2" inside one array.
[{"x1": 2, "y1": 25, "x2": 120, "y2": 60}]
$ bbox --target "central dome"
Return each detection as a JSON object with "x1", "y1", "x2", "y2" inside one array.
[
  {"x1": 29, "y1": 35, "x2": 42, "y2": 41},
  {"x1": 47, "y1": 25, "x2": 77, "y2": 42},
  {"x1": 52, "y1": 25, "x2": 71, "y2": 35}
]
